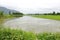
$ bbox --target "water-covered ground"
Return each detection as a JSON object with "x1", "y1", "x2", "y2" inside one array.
[{"x1": 4, "y1": 16, "x2": 60, "y2": 33}]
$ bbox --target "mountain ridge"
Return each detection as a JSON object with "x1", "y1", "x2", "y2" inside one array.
[{"x1": 0, "y1": 6, "x2": 19, "y2": 14}]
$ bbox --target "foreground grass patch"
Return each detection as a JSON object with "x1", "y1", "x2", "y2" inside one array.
[
  {"x1": 0, "y1": 28, "x2": 36, "y2": 40},
  {"x1": 33, "y1": 15, "x2": 60, "y2": 20},
  {"x1": 0, "y1": 27, "x2": 60, "y2": 40},
  {"x1": 37, "y1": 32, "x2": 56, "y2": 40},
  {"x1": 37, "y1": 32, "x2": 60, "y2": 40}
]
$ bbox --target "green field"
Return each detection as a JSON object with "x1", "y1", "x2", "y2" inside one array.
[{"x1": 33, "y1": 15, "x2": 60, "y2": 20}]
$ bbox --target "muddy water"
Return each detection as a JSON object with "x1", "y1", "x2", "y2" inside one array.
[{"x1": 4, "y1": 16, "x2": 60, "y2": 33}]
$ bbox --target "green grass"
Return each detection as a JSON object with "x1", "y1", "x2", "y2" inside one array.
[
  {"x1": 0, "y1": 27, "x2": 60, "y2": 40},
  {"x1": 37, "y1": 33, "x2": 55, "y2": 40},
  {"x1": 0, "y1": 15, "x2": 15, "y2": 24},
  {"x1": 33, "y1": 15, "x2": 60, "y2": 20},
  {"x1": 0, "y1": 27, "x2": 36, "y2": 40}
]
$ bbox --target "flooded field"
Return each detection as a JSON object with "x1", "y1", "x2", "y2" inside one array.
[{"x1": 4, "y1": 16, "x2": 60, "y2": 33}]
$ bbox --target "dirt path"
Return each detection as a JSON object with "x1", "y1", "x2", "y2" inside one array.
[{"x1": 4, "y1": 16, "x2": 60, "y2": 33}]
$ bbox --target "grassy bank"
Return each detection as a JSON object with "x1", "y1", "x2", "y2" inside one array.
[
  {"x1": 33, "y1": 15, "x2": 60, "y2": 20},
  {"x1": 0, "y1": 15, "x2": 14, "y2": 24},
  {"x1": 0, "y1": 27, "x2": 60, "y2": 40}
]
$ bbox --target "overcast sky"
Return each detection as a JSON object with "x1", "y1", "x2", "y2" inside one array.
[{"x1": 0, "y1": 0, "x2": 60, "y2": 14}]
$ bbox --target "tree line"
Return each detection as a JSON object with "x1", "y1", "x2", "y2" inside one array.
[
  {"x1": 27, "y1": 11, "x2": 60, "y2": 15},
  {"x1": 0, "y1": 11, "x2": 23, "y2": 17},
  {"x1": 43, "y1": 11, "x2": 60, "y2": 15}
]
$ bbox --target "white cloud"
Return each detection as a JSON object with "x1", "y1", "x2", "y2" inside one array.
[{"x1": 0, "y1": 0, "x2": 60, "y2": 13}]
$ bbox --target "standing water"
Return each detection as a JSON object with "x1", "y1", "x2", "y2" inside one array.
[{"x1": 3, "y1": 16, "x2": 60, "y2": 33}]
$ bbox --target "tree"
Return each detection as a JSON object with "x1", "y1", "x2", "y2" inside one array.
[
  {"x1": 52, "y1": 11, "x2": 55, "y2": 15},
  {"x1": 57, "y1": 12, "x2": 60, "y2": 15},
  {"x1": 0, "y1": 11, "x2": 4, "y2": 16},
  {"x1": 9, "y1": 11, "x2": 11, "y2": 15},
  {"x1": 12, "y1": 12, "x2": 23, "y2": 17}
]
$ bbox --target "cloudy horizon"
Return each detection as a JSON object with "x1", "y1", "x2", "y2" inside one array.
[{"x1": 0, "y1": 0, "x2": 60, "y2": 14}]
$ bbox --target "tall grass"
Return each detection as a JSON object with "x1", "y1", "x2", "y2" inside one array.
[
  {"x1": 37, "y1": 32, "x2": 60, "y2": 40},
  {"x1": 0, "y1": 27, "x2": 36, "y2": 40},
  {"x1": 37, "y1": 32, "x2": 56, "y2": 40},
  {"x1": 0, "y1": 27, "x2": 60, "y2": 40}
]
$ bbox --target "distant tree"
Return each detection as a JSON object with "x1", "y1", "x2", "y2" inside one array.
[
  {"x1": 0, "y1": 11, "x2": 4, "y2": 16},
  {"x1": 57, "y1": 12, "x2": 60, "y2": 15},
  {"x1": 52, "y1": 11, "x2": 55, "y2": 15},
  {"x1": 12, "y1": 12, "x2": 23, "y2": 17},
  {"x1": 9, "y1": 11, "x2": 11, "y2": 15},
  {"x1": 0, "y1": 11, "x2": 4, "y2": 18}
]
